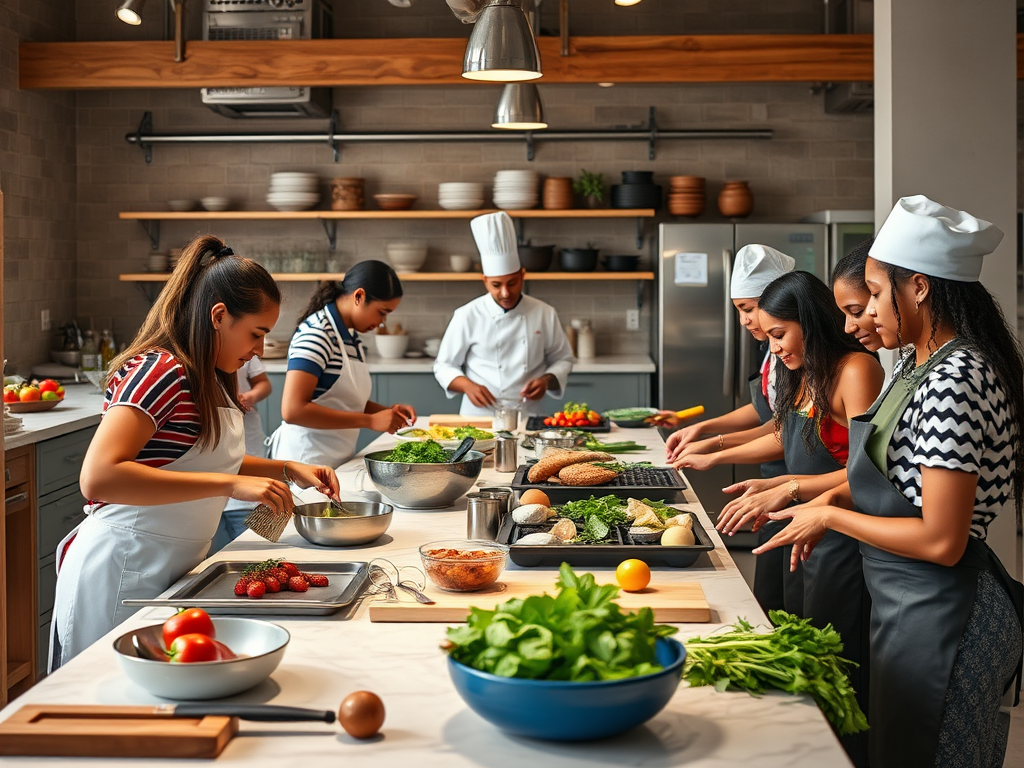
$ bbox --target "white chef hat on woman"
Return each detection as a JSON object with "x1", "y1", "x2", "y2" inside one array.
[
  {"x1": 730, "y1": 244, "x2": 797, "y2": 299},
  {"x1": 869, "y1": 195, "x2": 1004, "y2": 282},
  {"x1": 471, "y1": 211, "x2": 521, "y2": 276}
]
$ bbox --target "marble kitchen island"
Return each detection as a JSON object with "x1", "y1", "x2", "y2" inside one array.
[{"x1": 0, "y1": 422, "x2": 851, "y2": 766}]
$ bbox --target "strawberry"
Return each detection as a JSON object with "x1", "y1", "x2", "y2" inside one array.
[
  {"x1": 271, "y1": 567, "x2": 290, "y2": 584},
  {"x1": 307, "y1": 574, "x2": 330, "y2": 588},
  {"x1": 297, "y1": 572, "x2": 312, "y2": 584},
  {"x1": 280, "y1": 562, "x2": 301, "y2": 578},
  {"x1": 265, "y1": 576, "x2": 281, "y2": 593},
  {"x1": 247, "y1": 581, "x2": 266, "y2": 598},
  {"x1": 234, "y1": 577, "x2": 250, "y2": 596},
  {"x1": 288, "y1": 576, "x2": 309, "y2": 592}
]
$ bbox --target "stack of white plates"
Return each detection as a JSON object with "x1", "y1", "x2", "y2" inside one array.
[
  {"x1": 493, "y1": 170, "x2": 539, "y2": 210},
  {"x1": 267, "y1": 172, "x2": 320, "y2": 212},
  {"x1": 438, "y1": 182, "x2": 485, "y2": 211}
]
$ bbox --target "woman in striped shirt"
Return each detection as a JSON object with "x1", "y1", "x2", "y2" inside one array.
[{"x1": 51, "y1": 235, "x2": 340, "y2": 666}]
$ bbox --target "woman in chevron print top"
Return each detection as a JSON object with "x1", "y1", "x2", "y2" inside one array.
[{"x1": 756, "y1": 196, "x2": 1023, "y2": 768}]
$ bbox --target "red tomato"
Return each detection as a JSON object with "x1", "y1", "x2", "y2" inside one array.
[
  {"x1": 56, "y1": 385, "x2": 65, "y2": 400},
  {"x1": 543, "y1": 417, "x2": 554, "y2": 426},
  {"x1": 2, "y1": 390, "x2": 17, "y2": 404},
  {"x1": 212, "y1": 639, "x2": 237, "y2": 660},
  {"x1": 162, "y1": 608, "x2": 215, "y2": 648},
  {"x1": 166, "y1": 633, "x2": 220, "y2": 663},
  {"x1": 38, "y1": 379, "x2": 60, "y2": 394}
]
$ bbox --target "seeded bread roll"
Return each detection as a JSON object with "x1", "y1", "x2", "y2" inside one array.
[
  {"x1": 557, "y1": 462, "x2": 620, "y2": 487},
  {"x1": 526, "y1": 450, "x2": 613, "y2": 483}
]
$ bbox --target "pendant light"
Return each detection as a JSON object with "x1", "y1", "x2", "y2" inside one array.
[
  {"x1": 492, "y1": 83, "x2": 547, "y2": 130},
  {"x1": 614, "y1": 0, "x2": 643, "y2": 5},
  {"x1": 116, "y1": 0, "x2": 187, "y2": 62},
  {"x1": 115, "y1": 0, "x2": 146, "y2": 24},
  {"x1": 462, "y1": 0, "x2": 542, "y2": 82}
]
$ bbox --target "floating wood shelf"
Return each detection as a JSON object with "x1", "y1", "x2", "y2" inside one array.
[
  {"x1": 118, "y1": 209, "x2": 656, "y2": 221},
  {"x1": 21, "y1": 35, "x2": 876, "y2": 89},
  {"x1": 119, "y1": 271, "x2": 655, "y2": 283}
]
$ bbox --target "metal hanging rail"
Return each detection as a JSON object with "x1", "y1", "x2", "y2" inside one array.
[{"x1": 125, "y1": 107, "x2": 772, "y2": 163}]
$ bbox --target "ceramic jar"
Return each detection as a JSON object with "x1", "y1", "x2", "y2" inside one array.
[
  {"x1": 332, "y1": 177, "x2": 365, "y2": 211},
  {"x1": 717, "y1": 181, "x2": 754, "y2": 218}
]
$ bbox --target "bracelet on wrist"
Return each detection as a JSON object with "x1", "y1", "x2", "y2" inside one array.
[
  {"x1": 282, "y1": 461, "x2": 294, "y2": 486},
  {"x1": 718, "y1": 434, "x2": 725, "y2": 451},
  {"x1": 788, "y1": 478, "x2": 800, "y2": 503}
]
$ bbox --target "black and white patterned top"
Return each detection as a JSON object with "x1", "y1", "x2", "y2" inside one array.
[{"x1": 887, "y1": 348, "x2": 1015, "y2": 540}]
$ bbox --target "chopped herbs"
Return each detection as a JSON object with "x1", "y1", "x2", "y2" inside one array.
[{"x1": 382, "y1": 439, "x2": 449, "y2": 463}]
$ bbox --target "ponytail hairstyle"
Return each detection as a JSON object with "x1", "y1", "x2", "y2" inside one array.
[
  {"x1": 109, "y1": 235, "x2": 281, "y2": 451},
  {"x1": 758, "y1": 271, "x2": 870, "y2": 453},
  {"x1": 830, "y1": 237, "x2": 874, "y2": 290},
  {"x1": 296, "y1": 260, "x2": 403, "y2": 328},
  {"x1": 882, "y1": 263, "x2": 1024, "y2": 523}
]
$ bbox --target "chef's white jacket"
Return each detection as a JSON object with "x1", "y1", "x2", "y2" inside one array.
[{"x1": 433, "y1": 294, "x2": 575, "y2": 417}]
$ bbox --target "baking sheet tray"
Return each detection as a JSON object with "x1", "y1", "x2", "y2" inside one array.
[
  {"x1": 525, "y1": 415, "x2": 611, "y2": 433},
  {"x1": 497, "y1": 510, "x2": 714, "y2": 568},
  {"x1": 510, "y1": 464, "x2": 687, "y2": 503},
  {"x1": 122, "y1": 561, "x2": 369, "y2": 615}
]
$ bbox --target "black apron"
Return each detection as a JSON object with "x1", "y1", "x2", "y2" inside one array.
[
  {"x1": 749, "y1": 371, "x2": 802, "y2": 616},
  {"x1": 782, "y1": 409, "x2": 870, "y2": 768},
  {"x1": 847, "y1": 344, "x2": 1024, "y2": 768}
]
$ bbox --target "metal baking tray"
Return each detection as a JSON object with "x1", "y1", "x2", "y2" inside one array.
[
  {"x1": 497, "y1": 508, "x2": 715, "y2": 568},
  {"x1": 510, "y1": 464, "x2": 687, "y2": 503},
  {"x1": 525, "y1": 415, "x2": 610, "y2": 433},
  {"x1": 122, "y1": 561, "x2": 369, "y2": 615}
]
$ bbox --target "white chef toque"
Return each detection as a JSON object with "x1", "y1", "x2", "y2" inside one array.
[
  {"x1": 730, "y1": 244, "x2": 797, "y2": 300},
  {"x1": 870, "y1": 195, "x2": 1004, "y2": 282},
  {"x1": 471, "y1": 211, "x2": 521, "y2": 277}
]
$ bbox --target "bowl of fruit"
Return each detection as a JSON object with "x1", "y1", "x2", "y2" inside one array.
[
  {"x1": 113, "y1": 610, "x2": 289, "y2": 700},
  {"x1": 3, "y1": 378, "x2": 65, "y2": 412},
  {"x1": 538, "y1": 402, "x2": 605, "y2": 430}
]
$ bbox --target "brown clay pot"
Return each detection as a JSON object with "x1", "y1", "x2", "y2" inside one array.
[{"x1": 717, "y1": 181, "x2": 754, "y2": 218}]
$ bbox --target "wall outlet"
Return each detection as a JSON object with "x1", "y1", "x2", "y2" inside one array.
[
  {"x1": 41, "y1": 309, "x2": 51, "y2": 332},
  {"x1": 626, "y1": 309, "x2": 640, "y2": 331}
]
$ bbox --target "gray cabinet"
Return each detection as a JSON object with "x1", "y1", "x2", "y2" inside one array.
[
  {"x1": 564, "y1": 373, "x2": 651, "y2": 412},
  {"x1": 36, "y1": 426, "x2": 95, "y2": 676}
]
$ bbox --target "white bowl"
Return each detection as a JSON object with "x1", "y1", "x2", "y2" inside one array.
[
  {"x1": 374, "y1": 335, "x2": 410, "y2": 359},
  {"x1": 200, "y1": 196, "x2": 231, "y2": 212},
  {"x1": 385, "y1": 242, "x2": 428, "y2": 272},
  {"x1": 113, "y1": 617, "x2": 289, "y2": 700},
  {"x1": 167, "y1": 199, "x2": 197, "y2": 212}
]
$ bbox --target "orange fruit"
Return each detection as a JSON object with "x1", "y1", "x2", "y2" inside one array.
[
  {"x1": 518, "y1": 489, "x2": 551, "y2": 507},
  {"x1": 615, "y1": 559, "x2": 651, "y2": 592},
  {"x1": 18, "y1": 387, "x2": 41, "y2": 402}
]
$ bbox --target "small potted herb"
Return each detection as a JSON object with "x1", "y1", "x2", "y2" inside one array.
[{"x1": 573, "y1": 169, "x2": 605, "y2": 208}]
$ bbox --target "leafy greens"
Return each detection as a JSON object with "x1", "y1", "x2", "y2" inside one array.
[
  {"x1": 382, "y1": 439, "x2": 449, "y2": 463},
  {"x1": 444, "y1": 563, "x2": 677, "y2": 681}
]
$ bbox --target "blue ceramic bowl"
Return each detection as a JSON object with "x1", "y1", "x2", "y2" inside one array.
[{"x1": 447, "y1": 637, "x2": 686, "y2": 741}]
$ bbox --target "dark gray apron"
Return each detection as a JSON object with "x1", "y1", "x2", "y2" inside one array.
[
  {"x1": 848, "y1": 344, "x2": 1023, "y2": 768},
  {"x1": 783, "y1": 408, "x2": 870, "y2": 767},
  {"x1": 749, "y1": 371, "x2": 802, "y2": 615}
]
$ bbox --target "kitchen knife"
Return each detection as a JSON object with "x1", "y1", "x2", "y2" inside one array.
[{"x1": 155, "y1": 703, "x2": 336, "y2": 723}]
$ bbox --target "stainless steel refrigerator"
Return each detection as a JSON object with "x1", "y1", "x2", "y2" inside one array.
[{"x1": 657, "y1": 222, "x2": 827, "y2": 519}]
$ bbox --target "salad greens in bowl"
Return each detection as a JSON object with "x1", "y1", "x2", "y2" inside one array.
[
  {"x1": 395, "y1": 425, "x2": 495, "y2": 453},
  {"x1": 603, "y1": 407, "x2": 660, "y2": 428}
]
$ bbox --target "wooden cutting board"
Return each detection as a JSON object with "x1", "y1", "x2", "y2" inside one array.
[
  {"x1": 369, "y1": 578, "x2": 710, "y2": 623},
  {"x1": 0, "y1": 705, "x2": 237, "y2": 759},
  {"x1": 428, "y1": 414, "x2": 494, "y2": 428}
]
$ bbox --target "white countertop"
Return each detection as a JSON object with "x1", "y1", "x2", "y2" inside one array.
[
  {"x1": 261, "y1": 354, "x2": 656, "y2": 375},
  {"x1": 0, "y1": 424, "x2": 849, "y2": 766},
  {"x1": 3, "y1": 388, "x2": 105, "y2": 450}
]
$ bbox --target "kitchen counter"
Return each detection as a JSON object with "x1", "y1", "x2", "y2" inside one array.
[
  {"x1": 0, "y1": 424, "x2": 850, "y2": 766},
  {"x1": 3, "y1": 388, "x2": 105, "y2": 450},
  {"x1": 261, "y1": 354, "x2": 656, "y2": 375}
]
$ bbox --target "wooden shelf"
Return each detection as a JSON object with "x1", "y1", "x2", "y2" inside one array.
[
  {"x1": 118, "y1": 209, "x2": 655, "y2": 221},
  {"x1": 20, "y1": 35, "x2": 877, "y2": 90},
  {"x1": 6, "y1": 660, "x2": 30, "y2": 689},
  {"x1": 120, "y1": 271, "x2": 655, "y2": 283}
]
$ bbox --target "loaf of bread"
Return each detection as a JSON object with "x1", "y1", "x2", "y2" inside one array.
[
  {"x1": 526, "y1": 450, "x2": 613, "y2": 483},
  {"x1": 557, "y1": 462, "x2": 620, "y2": 487}
]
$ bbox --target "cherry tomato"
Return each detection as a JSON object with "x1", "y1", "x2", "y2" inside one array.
[
  {"x1": 166, "y1": 633, "x2": 220, "y2": 663},
  {"x1": 543, "y1": 417, "x2": 554, "y2": 426},
  {"x1": 162, "y1": 608, "x2": 215, "y2": 648}
]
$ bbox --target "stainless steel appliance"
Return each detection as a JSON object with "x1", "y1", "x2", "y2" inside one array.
[
  {"x1": 657, "y1": 222, "x2": 827, "y2": 519},
  {"x1": 802, "y1": 209, "x2": 874, "y2": 274},
  {"x1": 201, "y1": 0, "x2": 333, "y2": 118}
]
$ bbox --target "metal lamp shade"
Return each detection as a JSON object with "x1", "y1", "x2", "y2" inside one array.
[
  {"x1": 116, "y1": 0, "x2": 146, "y2": 24},
  {"x1": 492, "y1": 83, "x2": 547, "y2": 130},
  {"x1": 462, "y1": 2, "x2": 542, "y2": 82}
]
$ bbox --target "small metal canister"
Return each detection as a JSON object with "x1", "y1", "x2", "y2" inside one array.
[
  {"x1": 477, "y1": 486, "x2": 514, "y2": 517},
  {"x1": 466, "y1": 493, "x2": 504, "y2": 540},
  {"x1": 493, "y1": 432, "x2": 519, "y2": 473}
]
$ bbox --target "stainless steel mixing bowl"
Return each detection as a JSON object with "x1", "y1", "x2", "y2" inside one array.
[
  {"x1": 363, "y1": 450, "x2": 485, "y2": 509},
  {"x1": 292, "y1": 501, "x2": 393, "y2": 546}
]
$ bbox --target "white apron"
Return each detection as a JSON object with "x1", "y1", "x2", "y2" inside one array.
[
  {"x1": 51, "y1": 405, "x2": 245, "y2": 668},
  {"x1": 269, "y1": 315, "x2": 372, "y2": 468}
]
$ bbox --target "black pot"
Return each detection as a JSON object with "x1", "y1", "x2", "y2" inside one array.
[
  {"x1": 601, "y1": 254, "x2": 640, "y2": 272},
  {"x1": 518, "y1": 244, "x2": 554, "y2": 272},
  {"x1": 560, "y1": 248, "x2": 599, "y2": 272},
  {"x1": 622, "y1": 171, "x2": 655, "y2": 185}
]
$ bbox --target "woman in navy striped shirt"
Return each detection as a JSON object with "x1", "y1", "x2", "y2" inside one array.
[{"x1": 51, "y1": 235, "x2": 340, "y2": 666}]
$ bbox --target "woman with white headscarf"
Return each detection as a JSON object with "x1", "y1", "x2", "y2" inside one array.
[{"x1": 756, "y1": 196, "x2": 1024, "y2": 768}]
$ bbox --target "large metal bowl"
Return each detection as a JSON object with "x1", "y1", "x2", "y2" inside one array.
[
  {"x1": 363, "y1": 450, "x2": 485, "y2": 509},
  {"x1": 292, "y1": 501, "x2": 393, "y2": 546}
]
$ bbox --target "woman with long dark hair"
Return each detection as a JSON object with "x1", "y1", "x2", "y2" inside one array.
[
  {"x1": 832, "y1": 238, "x2": 884, "y2": 353},
  {"x1": 52, "y1": 235, "x2": 340, "y2": 666},
  {"x1": 269, "y1": 260, "x2": 415, "y2": 468},
  {"x1": 756, "y1": 196, "x2": 1023, "y2": 768}
]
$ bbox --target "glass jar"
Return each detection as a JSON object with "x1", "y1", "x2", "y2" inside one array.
[{"x1": 577, "y1": 320, "x2": 595, "y2": 360}]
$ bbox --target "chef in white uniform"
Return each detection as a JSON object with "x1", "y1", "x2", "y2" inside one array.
[{"x1": 433, "y1": 212, "x2": 575, "y2": 418}]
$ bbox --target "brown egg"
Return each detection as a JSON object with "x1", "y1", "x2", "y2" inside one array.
[
  {"x1": 338, "y1": 690, "x2": 386, "y2": 739},
  {"x1": 518, "y1": 489, "x2": 551, "y2": 508}
]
